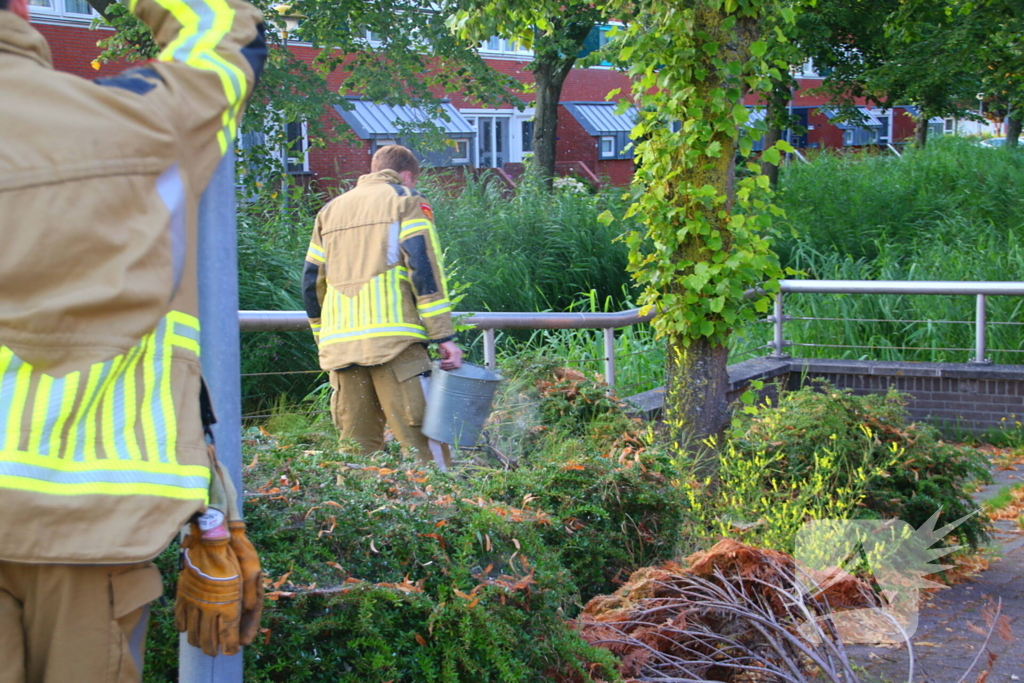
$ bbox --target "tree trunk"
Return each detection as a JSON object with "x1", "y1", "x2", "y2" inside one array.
[
  {"x1": 914, "y1": 115, "x2": 929, "y2": 148},
  {"x1": 759, "y1": 86, "x2": 789, "y2": 189},
  {"x1": 1007, "y1": 112, "x2": 1022, "y2": 148},
  {"x1": 660, "y1": 3, "x2": 756, "y2": 456},
  {"x1": 532, "y1": 55, "x2": 573, "y2": 189}
]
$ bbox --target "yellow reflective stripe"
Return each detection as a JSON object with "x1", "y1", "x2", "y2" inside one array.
[
  {"x1": 1, "y1": 350, "x2": 32, "y2": 452},
  {"x1": 27, "y1": 375, "x2": 53, "y2": 455},
  {"x1": 121, "y1": 344, "x2": 144, "y2": 461},
  {"x1": 158, "y1": 325, "x2": 177, "y2": 463},
  {"x1": 427, "y1": 224, "x2": 449, "y2": 295},
  {"x1": 3, "y1": 446, "x2": 209, "y2": 475},
  {"x1": 399, "y1": 218, "x2": 432, "y2": 239},
  {"x1": 140, "y1": 331, "x2": 160, "y2": 462},
  {"x1": 100, "y1": 353, "x2": 128, "y2": 462},
  {"x1": 306, "y1": 244, "x2": 325, "y2": 264},
  {"x1": 64, "y1": 362, "x2": 101, "y2": 461},
  {"x1": 0, "y1": 476, "x2": 209, "y2": 500},
  {"x1": 83, "y1": 355, "x2": 125, "y2": 462},
  {"x1": 151, "y1": 0, "x2": 246, "y2": 153}
]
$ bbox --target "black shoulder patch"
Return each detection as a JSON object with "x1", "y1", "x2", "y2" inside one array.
[
  {"x1": 402, "y1": 234, "x2": 439, "y2": 296},
  {"x1": 94, "y1": 67, "x2": 164, "y2": 95},
  {"x1": 388, "y1": 183, "x2": 408, "y2": 196},
  {"x1": 409, "y1": 188, "x2": 423, "y2": 197}
]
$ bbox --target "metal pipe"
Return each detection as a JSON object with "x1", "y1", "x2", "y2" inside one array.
[
  {"x1": 603, "y1": 327, "x2": 615, "y2": 388},
  {"x1": 483, "y1": 329, "x2": 496, "y2": 370},
  {"x1": 181, "y1": 148, "x2": 243, "y2": 681},
  {"x1": 778, "y1": 280, "x2": 1024, "y2": 296},
  {"x1": 770, "y1": 293, "x2": 788, "y2": 358},
  {"x1": 972, "y1": 294, "x2": 990, "y2": 364}
]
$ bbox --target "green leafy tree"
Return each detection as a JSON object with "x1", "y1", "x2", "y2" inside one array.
[
  {"x1": 87, "y1": 0, "x2": 520, "y2": 194},
  {"x1": 599, "y1": 0, "x2": 796, "y2": 454},
  {"x1": 449, "y1": 1, "x2": 607, "y2": 186}
]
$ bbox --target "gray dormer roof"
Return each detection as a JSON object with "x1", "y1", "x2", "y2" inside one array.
[
  {"x1": 562, "y1": 101, "x2": 638, "y2": 136},
  {"x1": 334, "y1": 98, "x2": 475, "y2": 139}
]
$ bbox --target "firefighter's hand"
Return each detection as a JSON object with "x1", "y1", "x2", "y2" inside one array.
[
  {"x1": 438, "y1": 341, "x2": 463, "y2": 371},
  {"x1": 228, "y1": 522, "x2": 264, "y2": 646},
  {"x1": 175, "y1": 523, "x2": 243, "y2": 657}
]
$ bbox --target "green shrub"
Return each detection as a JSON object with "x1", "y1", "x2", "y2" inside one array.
[
  {"x1": 726, "y1": 382, "x2": 992, "y2": 550},
  {"x1": 473, "y1": 360, "x2": 689, "y2": 601},
  {"x1": 143, "y1": 441, "x2": 620, "y2": 683}
]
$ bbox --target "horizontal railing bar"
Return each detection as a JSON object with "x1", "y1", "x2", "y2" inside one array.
[
  {"x1": 239, "y1": 281, "x2": 1024, "y2": 333},
  {"x1": 779, "y1": 280, "x2": 1024, "y2": 296}
]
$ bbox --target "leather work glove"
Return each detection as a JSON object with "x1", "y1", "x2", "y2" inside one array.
[
  {"x1": 228, "y1": 521, "x2": 264, "y2": 646},
  {"x1": 175, "y1": 522, "x2": 243, "y2": 657}
]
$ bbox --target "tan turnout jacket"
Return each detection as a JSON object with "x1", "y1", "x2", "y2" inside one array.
[
  {"x1": 303, "y1": 171, "x2": 455, "y2": 370},
  {"x1": 0, "y1": 0, "x2": 264, "y2": 563}
]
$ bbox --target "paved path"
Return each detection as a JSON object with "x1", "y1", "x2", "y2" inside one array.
[{"x1": 851, "y1": 459, "x2": 1023, "y2": 683}]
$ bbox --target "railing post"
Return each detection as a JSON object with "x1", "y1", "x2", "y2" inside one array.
[
  {"x1": 181, "y1": 147, "x2": 243, "y2": 682},
  {"x1": 603, "y1": 327, "x2": 615, "y2": 389},
  {"x1": 768, "y1": 293, "x2": 790, "y2": 358},
  {"x1": 483, "y1": 329, "x2": 496, "y2": 370},
  {"x1": 970, "y1": 293, "x2": 992, "y2": 365}
]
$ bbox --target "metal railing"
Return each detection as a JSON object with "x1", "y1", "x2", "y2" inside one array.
[
  {"x1": 239, "y1": 280, "x2": 1024, "y2": 393},
  {"x1": 239, "y1": 308, "x2": 657, "y2": 388},
  {"x1": 766, "y1": 280, "x2": 1024, "y2": 364}
]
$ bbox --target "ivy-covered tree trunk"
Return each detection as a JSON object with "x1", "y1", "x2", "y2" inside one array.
[
  {"x1": 532, "y1": 54, "x2": 574, "y2": 188},
  {"x1": 614, "y1": 0, "x2": 788, "y2": 464},
  {"x1": 1007, "y1": 111, "x2": 1022, "y2": 148}
]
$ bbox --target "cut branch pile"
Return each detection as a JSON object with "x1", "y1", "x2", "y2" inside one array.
[{"x1": 572, "y1": 539, "x2": 878, "y2": 683}]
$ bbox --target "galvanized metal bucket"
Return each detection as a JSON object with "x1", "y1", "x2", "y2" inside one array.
[{"x1": 422, "y1": 362, "x2": 502, "y2": 447}]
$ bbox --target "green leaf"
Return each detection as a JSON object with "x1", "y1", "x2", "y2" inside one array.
[
  {"x1": 761, "y1": 146, "x2": 781, "y2": 165},
  {"x1": 750, "y1": 40, "x2": 767, "y2": 58},
  {"x1": 597, "y1": 210, "x2": 615, "y2": 226}
]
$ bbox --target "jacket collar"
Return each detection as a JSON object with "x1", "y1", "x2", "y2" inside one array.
[
  {"x1": 0, "y1": 12, "x2": 53, "y2": 69},
  {"x1": 356, "y1": 169, "x2": 403, "y2": 188}
]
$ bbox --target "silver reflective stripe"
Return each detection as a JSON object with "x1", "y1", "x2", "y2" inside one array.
[
  {"x1": 72, "y1": 358, "x2": 117, "y2": 462},
  {"x1": 0, "y1": 355, "x2": 24, "y2": 451},
  {"x1": 150, "y1": 319, "x2": 170, "y2": 463},
  {"x1": 0, "y1": 461, "x2": 208, "y2": 490},
  {"x1": 387, "y1": 220, "x2": 400, "y2": 265},
  {"x1": 172, "y1": 322, "x2": 201, "y2": 343},
  {"x1": 112, "y1": 345, "x2": 142, "y2": 461},
  {"x1": 156, "y1": 164, "x2": 187, "y2": 299},
  {"x1": 419, "y1": 300, "x2": 451, "y2": 315}
]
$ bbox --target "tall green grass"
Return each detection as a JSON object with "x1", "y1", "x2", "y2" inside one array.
[{"x1": 427, "y1": 171, "x2": 636, "y2": 313}]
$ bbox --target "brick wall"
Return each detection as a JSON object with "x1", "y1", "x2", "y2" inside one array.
[{"x1": 629, "y1": 357, "x2": 1024, "y2": 434}]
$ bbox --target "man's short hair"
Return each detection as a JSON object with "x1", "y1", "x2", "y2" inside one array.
[
  {"x1": 371, "y1": 145, "x2": 420, "y2": 178},
  {"x1": 0, "y1": 0, "x2": 10, "y2": 11}
]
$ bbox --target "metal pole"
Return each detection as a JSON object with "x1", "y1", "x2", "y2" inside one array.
[
  {"x1": 770, "y1": 293, "x2": 788, "y2": 358},
  {"x1": 483, "y1": 329, "x2": 496, "y2": 370},
  {"x1": 971, "y1": 293, "x2": 991, "y2": 365},
  {"x1": 603, "y1": 327, "x2": 615, "y2": 388},
  {"x1": 180, "y1": 147, "x2": 244, "y2": 682}
]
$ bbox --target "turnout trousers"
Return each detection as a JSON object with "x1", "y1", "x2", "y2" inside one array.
[
  {"x1": 329, "y1": 343, "x2": 450, "y2": 468},
  {"x1": 0, "y1": 561, "x2": 163, "y2": 683}
]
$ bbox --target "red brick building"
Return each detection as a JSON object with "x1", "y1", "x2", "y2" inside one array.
[{"x1": 30, "y1": 7, "x2": 929, "y2": 190}]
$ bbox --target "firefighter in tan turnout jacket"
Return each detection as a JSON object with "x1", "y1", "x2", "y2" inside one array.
[
  {"x1": 304, "y1": 145, "x2": 463, "y2": 467},
  {"x1": 0, "y1": 0, "x2": 266, "y2": 678}
]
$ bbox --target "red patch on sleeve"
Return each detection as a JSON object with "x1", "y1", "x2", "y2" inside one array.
[{"x1": 420, "y1": 203, "x2": 434, "y2": 221}]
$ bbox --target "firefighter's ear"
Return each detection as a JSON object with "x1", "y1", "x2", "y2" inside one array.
[
  {"x1": 399, "y1": 170, "x2": 418, "y2": 189},
  {"x1": 8, "y1": 0, "x2": 30, "y2": 20}
]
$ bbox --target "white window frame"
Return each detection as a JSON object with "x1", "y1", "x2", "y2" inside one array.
[
  {"x1": 28, "y1": 0, "x2": 99, "y2": 22},
  {"x1": 477, "y1": 35, "x2": 534, "y2": 59},
  {"x1": 599, "y1": 136, "x2": 616, "y2": 158},
  {"x1": 449, "y1": 139, "x2": 470, "y2": 164},
  {"x1": 284, "y1": 121, "x2": 310, "y2": 174},
  {"x1": 461, "y1": 108, "x2": 535, "y2": 165}
]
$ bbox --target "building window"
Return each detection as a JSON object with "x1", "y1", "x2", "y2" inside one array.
[
  {"x1": 29, "y1": 0, "x2": 96, "y2": 18},
  {"x1": 842, "y1": 129, "x2": 854, "y2": 146},
  {"x1": 479, "y1": 35, "x2": 534, "y2": 58},
  {"x1": 449, "y1": 139, "x2": 470, "y2": 164},
  {"x1": 599, "y1": 136, "x2": 616, "y2": 158},
  {"x1": 284, "y1": 121, "x2": 309, "y2": 174},
  {"x1": 521, "y1": 120, "x2": 535, "y2": 153},
  {"x1": 944, "y1": 118, "x2": 955, "y2": 133}
]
